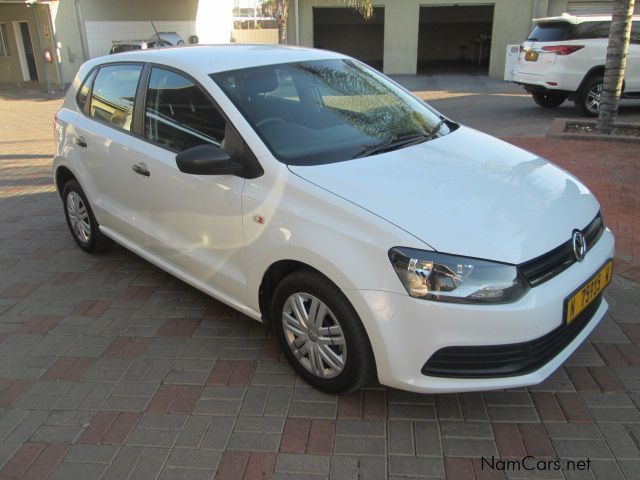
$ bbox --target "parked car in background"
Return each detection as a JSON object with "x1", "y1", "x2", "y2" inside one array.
[
  {"x1": 54, "y1": 45, "x2": 614, "y2": 393},
  {"x1": 109, "y1": 31, "x2": 186, "y2": 55},
  {"x1": 514, "y1": 13, "x2": 640, "y2": 116}
]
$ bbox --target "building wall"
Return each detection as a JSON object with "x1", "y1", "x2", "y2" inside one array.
[
  {"x1": 0, "y1": 2, "x2": 59, "y2": 87},
  {"x1": 289, "y1": 0, "x2": 615, "y2": 77}
]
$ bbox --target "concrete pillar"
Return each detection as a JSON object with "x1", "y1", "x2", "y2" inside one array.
[
  {"x1": 383, "y1": 1, "x2": 420, "y2": 74},
  {"x1": 196, "y1": 0, "x2": 233, "y2": 43}
]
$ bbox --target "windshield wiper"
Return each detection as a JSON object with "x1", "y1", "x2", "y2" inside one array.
[{"x1": 353, "y1": 133, "x2": 430, "y2": 159}]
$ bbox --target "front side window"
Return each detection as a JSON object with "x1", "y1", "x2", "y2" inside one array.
[
  {"x1": 144, "y1": 67, "x2": 226, "y2": 152},
  {"x1": 90, "y1": 64, "x2": 142, "y2": 131},
  {"x1": 211, "y1": 59, "x2": 449, "y2": 165}
]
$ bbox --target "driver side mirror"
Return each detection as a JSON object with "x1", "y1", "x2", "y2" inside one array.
[{"x1": 176, "y1": 144, "x2": 243, "y2": 176}]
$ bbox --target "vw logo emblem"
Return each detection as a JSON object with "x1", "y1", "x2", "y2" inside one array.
[{"x1": 572, "y1": 230, "x2": 587, "y2": 262}]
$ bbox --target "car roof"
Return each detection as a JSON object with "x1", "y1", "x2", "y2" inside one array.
[
  {"x1": 85, "y1": 44, "x2": 347, "y2": 76},
  {"x1": 534, "y1": 12, "x2": 640, "y2": 24}
]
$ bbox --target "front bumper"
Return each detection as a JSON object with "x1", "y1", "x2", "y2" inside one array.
[{"x1": 343, "y1": 229, "x2": 614, "y2": 393}]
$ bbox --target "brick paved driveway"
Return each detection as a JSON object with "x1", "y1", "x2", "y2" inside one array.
[{"x1": 1, "y1": 92, "x2": 640, "y2": 480}]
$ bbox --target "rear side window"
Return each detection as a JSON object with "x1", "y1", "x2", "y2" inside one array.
[
  {"x1": 89, "y1": 64, "x2": 143, "y2": 132},
  {"x1": 144, "y1": 67, "x2": 227, "y2": 152},
  {"x1": 527, "y1": 22, "x2": 571, "y2": 41},
  {"x1": 570, "y1": 21, "x2": 610, "y2": 39},
  {"x1": 76, "y1": 69, "x2": 97, "y2": 112}
]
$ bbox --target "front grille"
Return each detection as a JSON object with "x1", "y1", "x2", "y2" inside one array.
[
  {"x1": 519, "y1": 212, "x2": 605, "y2": 287},
  {"x1": 421, "y1": 294, "x2": 602, "y2": 378}
]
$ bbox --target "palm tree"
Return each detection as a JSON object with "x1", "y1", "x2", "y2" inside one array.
[
  {"x1": 264, "y1": 0, "x2": 373, "y2": 44},
  {"x1": 596, "y1": 0, "x2": 636, "y2": 133}
]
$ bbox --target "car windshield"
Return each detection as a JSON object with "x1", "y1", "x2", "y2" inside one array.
[{"x1": 210, "y1": 59, "x2": 453, "y2": 166}]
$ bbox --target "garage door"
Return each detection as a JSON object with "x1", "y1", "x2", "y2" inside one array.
[
  {"x1": 313, "y1": 7, "x2": 384, "y2": 71},
  {"x1": 567, "y1": 1, "x2": 639, "y2": 14}
]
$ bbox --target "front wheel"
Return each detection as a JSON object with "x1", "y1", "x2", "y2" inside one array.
[
  {"x1": 532, "y1": 91, "x2": 567, "y2": 108},
  {"x1": 272, "y1": 270, "x2": 376, "y2": 393},
  {"x1": 575, "y1": 76, "x2": 603, "y2": 117}
]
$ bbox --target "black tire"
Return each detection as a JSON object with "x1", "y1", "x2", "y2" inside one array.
[
  {"x1": 62, "y1": 179, "x2": 111, "y2": 253},
  {"x1": 271, "y1": 270, "x2": 376, "y2": 393},
  {"x1": 532, "y1": 91, "x2": 567, "y2": 108},
  {"x1": 575, "y1": 76, "x2": 603, "y2": 117}
]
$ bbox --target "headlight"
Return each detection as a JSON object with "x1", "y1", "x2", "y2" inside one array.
[{"x1": 389, "y1": 247, "x2": 529, "y2": 304}]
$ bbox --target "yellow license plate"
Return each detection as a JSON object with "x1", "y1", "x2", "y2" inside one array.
[
  {"x1": 565, "y1": 260, "x2": 613, "y2": 325},
  {"x1": 525, "y1": 51, "x2": 539, "y2": 61}
]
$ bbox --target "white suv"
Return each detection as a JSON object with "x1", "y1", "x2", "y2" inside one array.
[
  {"x1": 54, "y1": 45, "x2": 614, "y2": 393},
  {"x1": 514, "y1": 13, "x2": 640, "y2": 116}
]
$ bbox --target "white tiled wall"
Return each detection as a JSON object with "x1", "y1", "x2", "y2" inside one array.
[{"x1": 85, "y1": 21, "x2": 197, "y2": 57}]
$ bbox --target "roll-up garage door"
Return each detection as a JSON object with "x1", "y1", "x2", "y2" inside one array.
[{"x1": 567, "y1": 1, "x2": 639, "y2": 14}]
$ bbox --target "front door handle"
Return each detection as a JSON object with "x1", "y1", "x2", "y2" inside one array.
[
  {"x1": 74, "y1": 136, "x2": 87, "y2": 148},
  {"x1": 132, "y1": 163, "x2": 150, "y2": 177}
]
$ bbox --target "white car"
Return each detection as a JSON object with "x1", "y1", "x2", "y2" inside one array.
[
  {"x1": 514, "y1": 13, "x2": 640, "y2": 116},
  {"x1": 54, "y1": 45, "x2": 614, "y2": 393}
]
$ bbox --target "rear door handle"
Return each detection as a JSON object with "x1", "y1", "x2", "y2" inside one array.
[
  {"x1": 74, "y1": 136, "x2": 87, "y2": 148},
  {"x1": 132, "y1": 163, "x2": 150, "y2": 177}
]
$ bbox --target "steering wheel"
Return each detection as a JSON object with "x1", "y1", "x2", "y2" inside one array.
[{"x1": 256, "y1": 117, "x2": 286, "y2": 128}]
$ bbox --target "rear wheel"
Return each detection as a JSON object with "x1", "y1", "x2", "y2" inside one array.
[
  {"x1": 575, "y1": 76, "x2": 603, "y2": 117},
  {"x1": 532, "y1": 91, "x2": 567, "y2": 108},
  {"x1": 272, "y1": 270, "x2": 375, "y2": 393},
  {"x1": 62, "y1": 180, "x2": 111, "y2": 253}
]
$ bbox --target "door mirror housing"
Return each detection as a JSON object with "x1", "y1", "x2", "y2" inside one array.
[{"x1": 175, "y1": 144, "x2": 243, "y2": 176}]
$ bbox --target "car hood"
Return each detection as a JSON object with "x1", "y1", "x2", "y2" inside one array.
[{"x1": 288, "y1": 126, "x2": 599, "y2": 264}]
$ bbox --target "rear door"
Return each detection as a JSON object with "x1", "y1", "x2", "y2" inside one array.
[{"x1": 74, "y1": 63, "x2": 146, "y2": 244}]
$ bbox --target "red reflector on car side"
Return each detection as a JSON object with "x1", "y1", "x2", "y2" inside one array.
[{"x1": 541, "y1": 45, "x2": 585, "y2": 55}]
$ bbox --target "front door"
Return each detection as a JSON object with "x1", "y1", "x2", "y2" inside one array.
[
  {"x1": 14, "y1": 21, "x2": 38, "y2": 81},
  {"x1": 131, "y1": 66, "x2": 248, "y2": 303}
]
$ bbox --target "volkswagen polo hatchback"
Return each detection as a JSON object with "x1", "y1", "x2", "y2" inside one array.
[{"x1": 54, "y1": 45, "x2": 614, "y2": 393}]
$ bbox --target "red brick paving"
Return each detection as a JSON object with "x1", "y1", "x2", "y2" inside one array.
[
  {"x1": 280, "y1": 418, "x2": 335, "y2": 455},
  {"x1": 518, "y1": 423, "x2": 556, "y2": 458},
  {"x1": 0, "y1": 443, "x2": 69, "y2": 480},
  {"x1": 78, "y1": 411, "x2": 140, "y2": 445},
  {"x1": 71, "y1": 299, "x2": 112, "y2": 317},
  {"x1": 0, "y1": 380, "x2": 34, "y2": 408},
  {"x1": 445, "y1": 457, "x2": 475, "y2": 480},
  {"x1": 103, "y1": 336, "x2": 150, "y2": 358},
  {"x1": 41, "y1": 356, "x2": 95, "y2": 382},
  {"x1": 146, "y1": 385, "x2": 203, "y2": 414},
  {"x1": 530, "y1": 392, "x2": 566, "y2": 423},
  {"x1": 556, "y1": 393, "x2": 593, "y2": 423},
  {"x1": 16, "y1": 315, "x2": 63, "y2": 334},
  {"x1": 492, "y1": 423, "x2": 527, "y2": 458},
  {"x1": 207, "y1": 360, "x2": 256, "y2": 386}
]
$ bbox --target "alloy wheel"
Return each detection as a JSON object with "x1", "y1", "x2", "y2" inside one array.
[
  {"x1": 281, "y1": 292, "x2": 347, "y2": 379},
  {"x1": 66, "y1": 191, "x2": 91, "y2": 244},
  {"x1": 586, "y1": 83, "x2": 603, "y2": 114}
]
